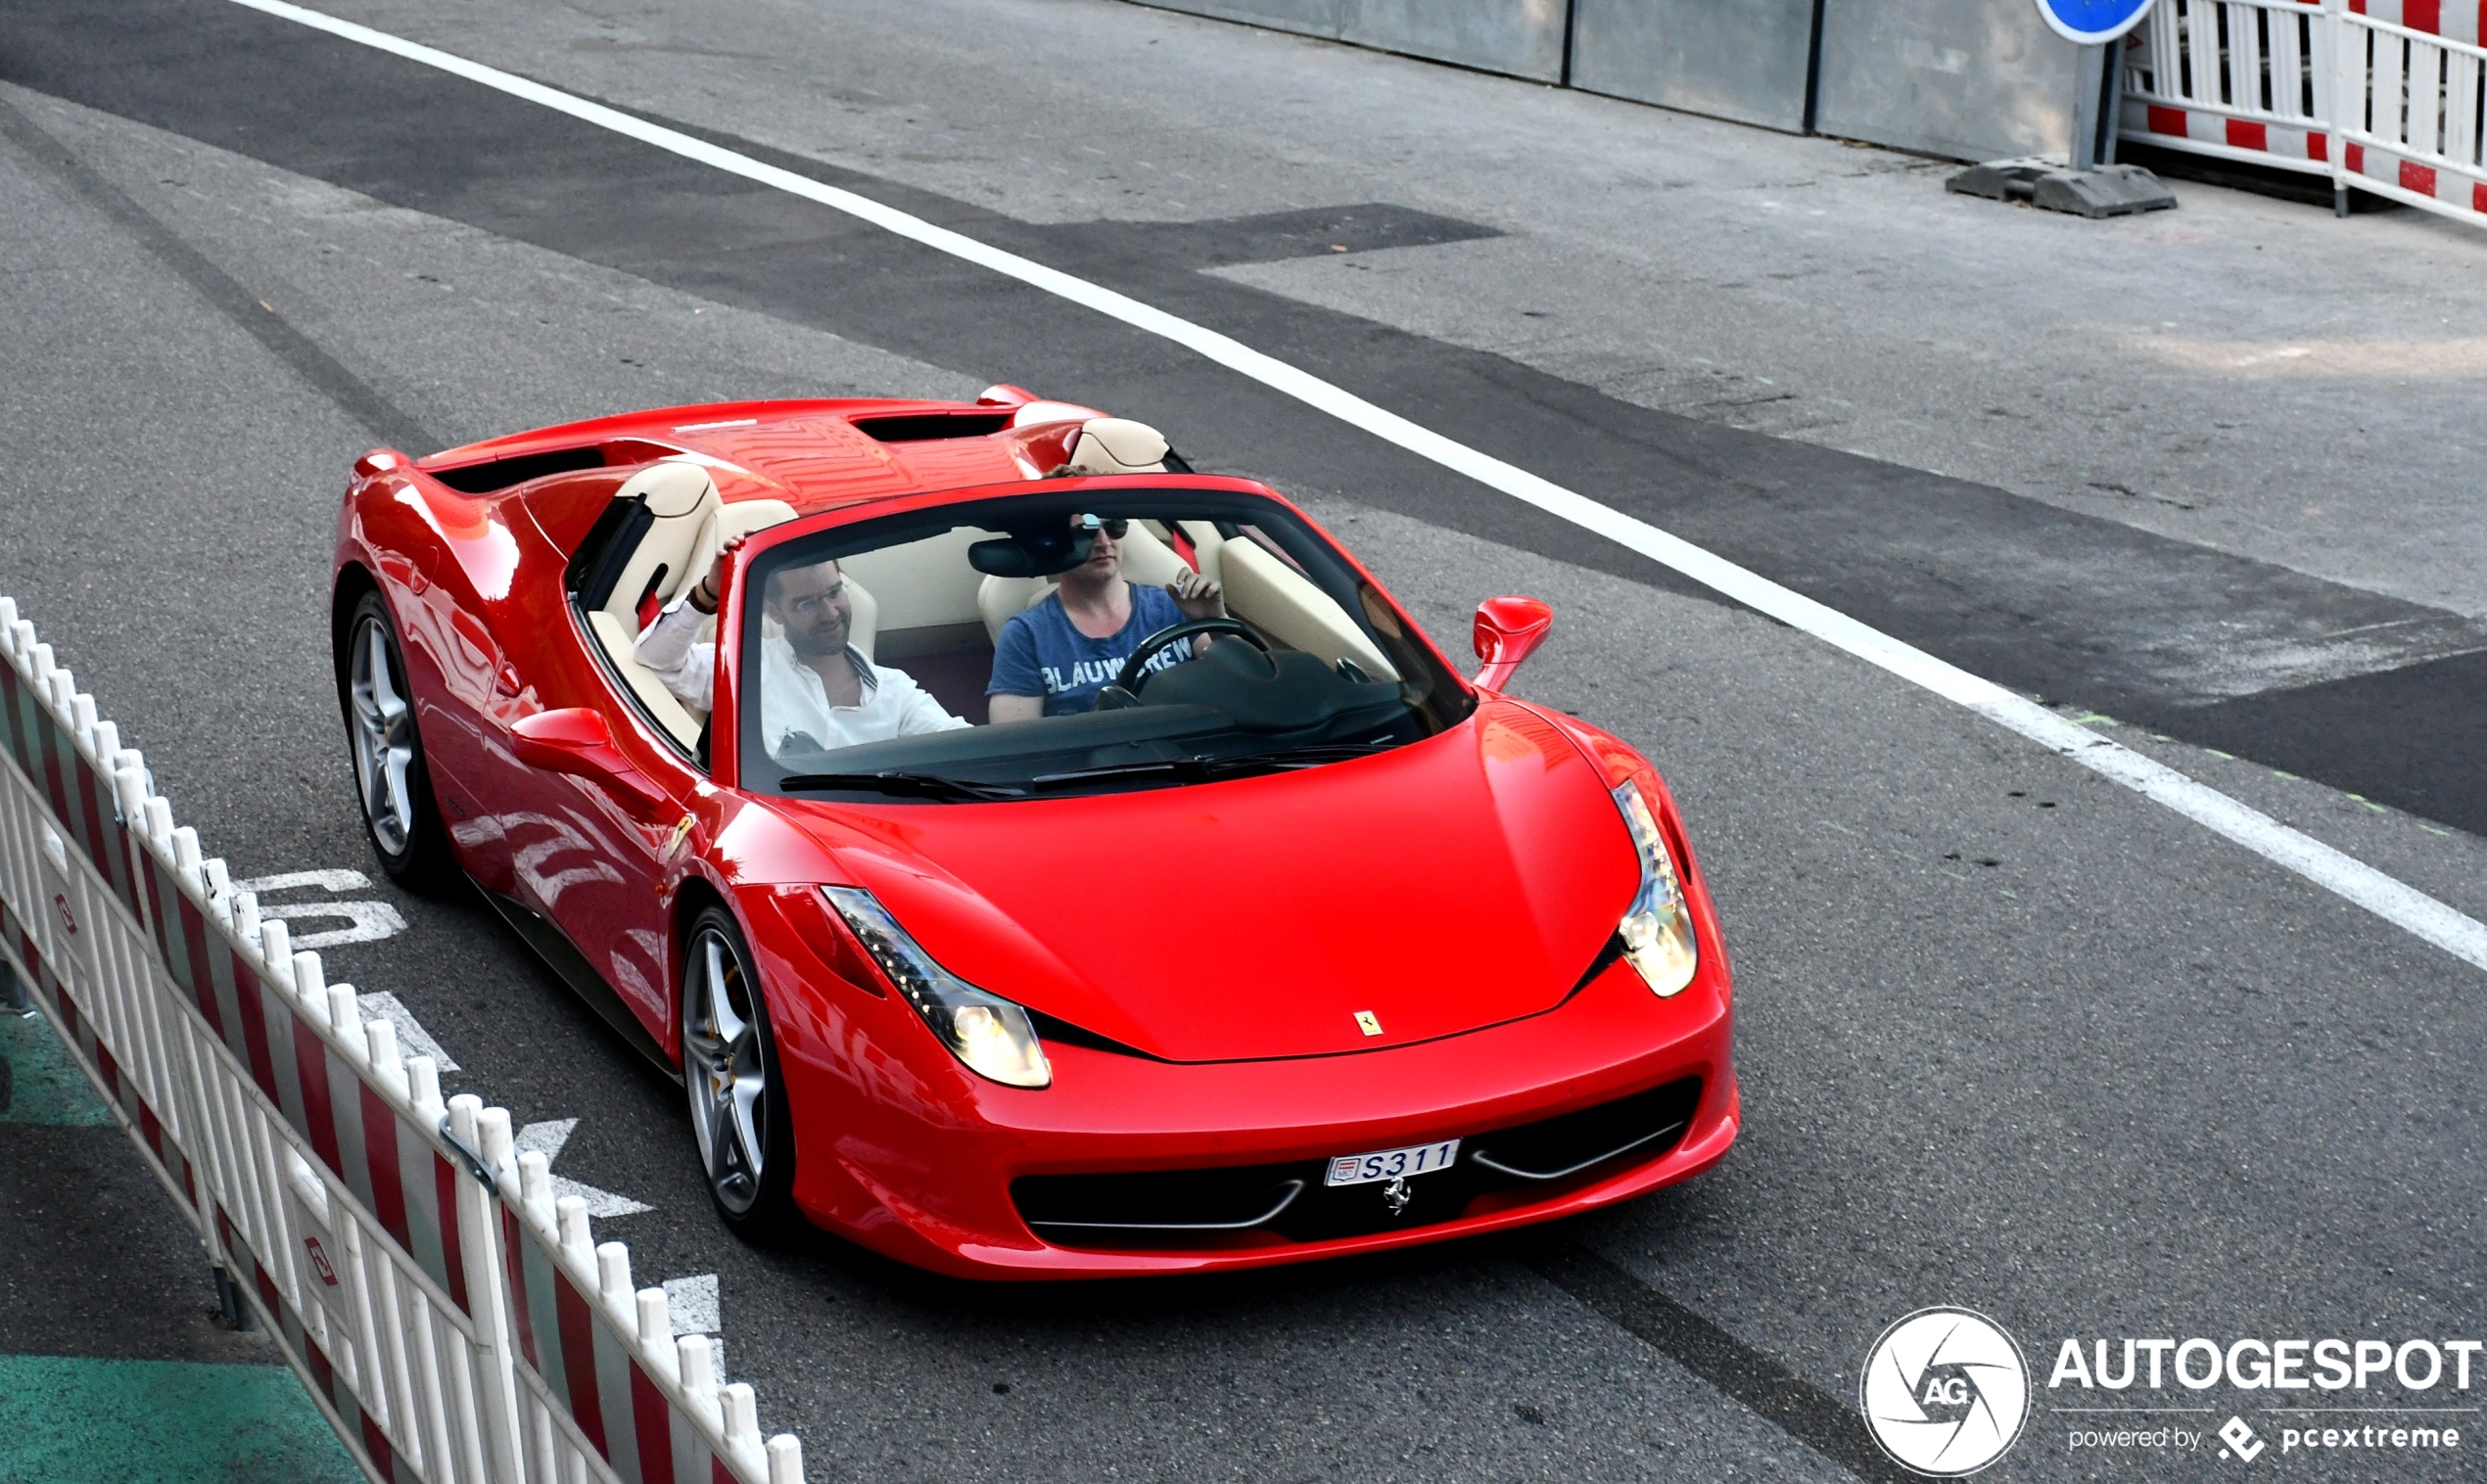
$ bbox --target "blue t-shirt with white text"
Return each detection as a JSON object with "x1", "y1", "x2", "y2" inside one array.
[{"x1": 987, "y1": 585, "x2": 1197, "y2": 716}]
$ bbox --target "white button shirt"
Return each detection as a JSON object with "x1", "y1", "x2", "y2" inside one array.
[{"x1": 633, "y1": 599, "x2": 969, "y2": 756}]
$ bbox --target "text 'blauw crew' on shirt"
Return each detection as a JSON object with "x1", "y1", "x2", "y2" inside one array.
[{"x1": 988, "y1": 585, "x2": 1198, "y2": 716}]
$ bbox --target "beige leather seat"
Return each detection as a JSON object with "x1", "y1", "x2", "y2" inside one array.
[
  {"x1": 1059, "y1": 417, "x2": 1174, "y2": 475},
  {"x1": 975, "y1": 574, "x2": 1048, "y2": 648},
  {"x1": 579, "y1": 461, "x2": 809, "y2": 747},
  {"x1": 602, "y1": 463, "x2": 719, "y2": 629}
]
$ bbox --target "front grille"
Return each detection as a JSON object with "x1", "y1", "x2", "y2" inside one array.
[
  {"x1": 1011, "y1": 1077, "x2": 1701, "y2": 1249},
  {"x1": 1011, "y1": 1167, "x2": 1307, "y2": 1236}
]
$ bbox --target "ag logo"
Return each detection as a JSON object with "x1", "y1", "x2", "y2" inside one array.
[{"x1": 1861, "y1": 1307, "x2": 2031, "y2": 1475}]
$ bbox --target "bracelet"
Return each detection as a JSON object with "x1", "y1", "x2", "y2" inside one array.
[{"x1": 689, "y1": 579, "x2": 719, "y2": 614}]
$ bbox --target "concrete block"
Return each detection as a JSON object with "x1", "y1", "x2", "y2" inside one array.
[
  {"x1": 2032, "y1": 163, "x2": 2178, "y2": 217},
  {"x1": 1949, "y1": 158, "x2": 2178, "y2": 216}
]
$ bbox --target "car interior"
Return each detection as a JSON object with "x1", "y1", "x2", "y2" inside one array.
[{"x1": 561, "y1": 421, "x2": 1445, "y2": 789}]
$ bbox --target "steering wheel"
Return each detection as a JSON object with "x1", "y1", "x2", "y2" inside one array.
[{"x1": 1113, "y1": 618, "x2": 1272, "y2": 693}]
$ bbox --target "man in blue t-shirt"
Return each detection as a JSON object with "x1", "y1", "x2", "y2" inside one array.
[{"x1": 987, "y1": 516, "x2": 1226, "y2": 719}]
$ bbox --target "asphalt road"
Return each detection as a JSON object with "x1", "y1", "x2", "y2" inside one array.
[{"x1": 0, "y1": 1, "x2": 2481, "y2": 1480}]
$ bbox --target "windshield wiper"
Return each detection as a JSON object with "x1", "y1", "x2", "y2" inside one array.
[
  {"x1": 1030, "y1": 742, "x2": 1394, "y2": 791},
  {"x1": 1209, "y1": 742, "x2": 1394, "y2": 770},
  {"x1": 778, "y1": 770, "x2": 1028, "y2": 802},
  {"x1": 1028, "y1": 758, "x2": 1212, "y2": 790}
]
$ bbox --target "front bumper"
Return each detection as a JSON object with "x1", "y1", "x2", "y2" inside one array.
[{"x1": 769, "y1": 933, "x2": 1736, "y2": 1279}]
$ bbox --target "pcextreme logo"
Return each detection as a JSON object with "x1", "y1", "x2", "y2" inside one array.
[{"x1": 1862, "y1": 1307, "x2": 2032, "y2": 1475}]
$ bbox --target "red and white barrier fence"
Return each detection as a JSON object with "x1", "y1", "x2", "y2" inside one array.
[
  {"x1": 2122, "y1": 0, "x2": 2487, "y2": 230},
  {"x1": 2332, "y1": 1, "x2": 2487, "y2": 216},
  {"x1": 2124, "y1": 0, "x2": 2336, "y2": 173},
  {"x1": 0, "y1": 590, "x2": 804, "y2": 1484}
]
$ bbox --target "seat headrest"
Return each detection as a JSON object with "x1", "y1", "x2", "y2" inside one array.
[
  {"x1": 1062, "y1": 418, "x2": 1171, "y2": 476},
  {"x1": 616, "y1": 460, "x2": 718, "y2": 518}
]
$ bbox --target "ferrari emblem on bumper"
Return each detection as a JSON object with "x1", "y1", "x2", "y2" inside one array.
[{"x1": 1383, "y1": 1175, "x2": 1412, "y2": 1215}]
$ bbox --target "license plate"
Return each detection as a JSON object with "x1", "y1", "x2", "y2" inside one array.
[{"x1": 1325, "y1": 1138, "x2": 1461, "y2": 1186}]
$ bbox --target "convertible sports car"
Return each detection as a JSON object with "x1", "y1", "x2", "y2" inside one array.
[{"x1": 330, "y1": 386, "x2": 1736, "y2": 1277}]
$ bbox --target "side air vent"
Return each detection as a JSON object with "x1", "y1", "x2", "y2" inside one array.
[
  {"x1": 426, "y1": 445, "x2": 606, "y2": 493},
  {"x1": 1013, "y1": 1166, "x2": 1307, "y2": 1237},
  {"x1": 851, "y1": 412, "x2": 1013, "y2": 443},
  {"x1": 1466, "y1": 1077, "x2": 1702, "y2": 1182}
]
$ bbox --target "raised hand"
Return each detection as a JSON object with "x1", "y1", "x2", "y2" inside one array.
[
  {"x1": 692, "y1": 534, "x2": 749, "y2": 614},
  {"x1": 1167, "y1": 568, "x2": 1225, "y2": 621}
]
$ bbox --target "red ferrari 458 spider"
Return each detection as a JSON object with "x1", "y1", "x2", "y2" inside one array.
[{"x1": 330, "y1": 387, "x2": 1736, "y2": 1277}]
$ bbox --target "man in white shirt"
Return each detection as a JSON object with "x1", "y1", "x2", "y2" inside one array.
[{"x1": 635, "y1": 547, "x2": 969, "y2": 758}]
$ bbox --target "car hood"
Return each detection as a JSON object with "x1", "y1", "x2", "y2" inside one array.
[{"x1": 779, "y1": 701, "x2": 1638, "y2": 1063}]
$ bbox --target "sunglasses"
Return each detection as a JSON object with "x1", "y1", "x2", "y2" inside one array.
[{"x1": 1075, "y1": 515, "x2": 1131, "y2": 539}]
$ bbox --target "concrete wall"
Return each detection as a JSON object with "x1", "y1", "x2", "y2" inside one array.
[
  {"x1": 1812, "y1": 0, "x2": 2079, "y2": 161},
  {"x1": 1127, "y1": 0, "x2": 1569, "y2": 82},
  {"x1": 1129, "y1": 0, "x2": 2082, "y2": 163},
  {"x1": 1568, "y1": 0, "x2": 1819, "y2": 134}
]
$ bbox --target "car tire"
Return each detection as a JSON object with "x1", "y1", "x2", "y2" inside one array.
[
  {"x1": 339, "y1": 590, "x2": 455, "y2": 889},
  {"x1": 680, "y1": 904, "x2": 798, "y2": 1235}
]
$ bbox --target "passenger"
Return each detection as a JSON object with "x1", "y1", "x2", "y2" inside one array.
[
  {"x1": 987, "y1": 516, "x2": 1226, "y2": 721},
  {"x1": 636, "y1": 544, "x2": 969, "y2": 755}
]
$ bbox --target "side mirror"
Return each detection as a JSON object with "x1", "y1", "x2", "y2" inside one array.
[
  {"x1": 511, "y1": 709, "x2": 668, "y2": 814},
  {"x1": 1472, "y1": 595, "x2": 1554, "y2": 692}
]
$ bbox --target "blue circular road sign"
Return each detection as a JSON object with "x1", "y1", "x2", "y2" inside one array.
[{"x1": 2034, "y1": 0, "x2": 2155, "y2": 44}]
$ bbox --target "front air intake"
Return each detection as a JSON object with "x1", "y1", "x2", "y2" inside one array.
[{"x1": 1011, "y1": 1076, "x2": 1702, "y2": 1249}]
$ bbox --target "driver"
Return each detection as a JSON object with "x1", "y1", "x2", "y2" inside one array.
[
  {"x1": 636, "y1": 544, "x2": 969, "y2": 753},
  {"x1": 987, "y1": 516, "x2": 1225, "y2": 720}
]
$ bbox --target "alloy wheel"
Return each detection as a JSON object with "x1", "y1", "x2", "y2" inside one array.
[
  {"x1": 683, "y1": 928, "x2": 768, "y2": 1214},
  {"x1": 349, "y1": 617, "x2": 417, "y2": 855}
]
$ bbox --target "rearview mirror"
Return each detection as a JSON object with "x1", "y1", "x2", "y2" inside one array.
[
  {"x1": 511, "y1": 709, "x2": 669, "y2": 814},
  {"x1": 968, "y1": 524, "x2": 1095, "y2": 579},
  {"x1": 1472, "y1": 595, "x2": 1554, "y2": 691}
]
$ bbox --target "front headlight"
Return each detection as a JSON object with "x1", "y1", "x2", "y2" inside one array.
[
  {"x1": 1611, "y1": 781, "x2": 1699, "y2": 997},
  {"x1": 821, "y1": 886, "x2": 1052, "y2": 1089}
]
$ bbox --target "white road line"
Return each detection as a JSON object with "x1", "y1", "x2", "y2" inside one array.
[
  {"x1": 354, "y1": 989, "x2": 459, "y2": 1072},
  {"x1": 663, "y1": 1274, "x2": 720, "y2": 1335},
  {"x1": 231, "y1": 0, "x2": 2487, "y2": 975},
  {"x1": 663, "y1": 1275, "x2": 727, "y2": 1377},
  {"x1": 515, "y1": 1117, "x2": 654, "y2": 1216},
  {"x1": 237, "y1": 868, "x2": 376, "y2": 894},
  {"x1": 242, "y1": 866, "x2": 410, "y2": 949}
]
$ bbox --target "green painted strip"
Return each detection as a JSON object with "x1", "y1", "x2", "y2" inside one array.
[
  {"x1": 0, "y1": 1010, "x2": 114, "y2": 1127},
  {"x1": 0, "y1": 1353, "x2": 363, "y2": 1484}
]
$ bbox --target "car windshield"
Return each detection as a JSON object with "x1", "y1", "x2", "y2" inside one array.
[{"x1": 733, "y1": 489, "x2": 1472, "y2": 800}]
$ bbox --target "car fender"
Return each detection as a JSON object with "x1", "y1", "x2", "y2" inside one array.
[
  {"x1": 336, "y1": 458, "x2": 534, "y2": 886},
  {"x1": 1512, "y1": 699, "x2": 1735, "y2": 1064}
]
